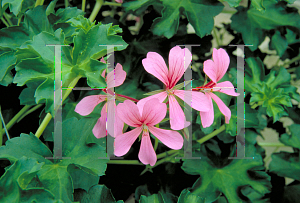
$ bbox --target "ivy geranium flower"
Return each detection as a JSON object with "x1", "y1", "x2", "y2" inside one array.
[
  {"x1": 75, "y1": 63, "x2": 126, "y2": 138},
  {"x1": 198, "y1": 48, "x2": 240, "y2": 127},
  {"x1": 114, "y1": 98, "x2": 183, "y2": 166},
  {"x1": 138, "y1": 46, "x2": 210, "y2": 130}
]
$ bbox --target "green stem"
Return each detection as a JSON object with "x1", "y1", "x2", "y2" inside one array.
[
  {"x1": 82, "y1": 0, "x2": 86, "y2": 11},
  {"x1": 257, "y1": 142, "x2": 285, "y2": 147},
  {"x1": 287, "y1": 68, "x2": 296, "y2": 73},
  {"x1": 0, "y1": 105, "x2": 31, "y2": 137},
  {"x1": 140, "y1": 151, "x2": 179, "y2": 175},
  {"x1": 88, "y1": 0, "x2": 104, "y2": 22},
  {"x1": 116, "y1": 93, "x2": 139, "y2": 102},
  {"x1": 17, "y1": 104, "x2": 43, "y2": 123},
  {"x1": 103, "y1": 2, "x2": 122, "y2": 6},
  {"x1": 34, "y1": 76, "x2": 82, "y2": 139},
  {"x1": 35, "y1": 113, "x2": 52, "y2": 139},
  {"x1": 107, "y1": 160, "x2": 143, "y2": 165},
  {"x1": 0, "y1": 116, "x2": 2, "y2": 146},
  {"x1": 213, "y1": 27, "x2": 221, "y2": 48},
  {"x1": 1, "y1": 17, "x2": 9, "y2": 27},
  {"x1": 284, "y1": 54, "x2": 300, "y2": 67},
  {"x1": 65, "y1": 0, "x2": 69, "y2": 7},
  {"x1": 154, "y1": 124, "x2": 159, "y2": 151},
  {"x1": 35, "y1": 0, "x2": 44, "y2": 7},
  {"x1": 17, "y1": 17, "x2": 21, "y2": 26},
  {"x1": 156, "y1": 149, "x2": 178, "y2": 159},
  {"x1": 251, "y1": 103, "x2": 259, "y2": 109},
  {"x1": 0, "y1": 106, "x2": 10, "y2": 140},
  {"x1": 3, "y1": 13, "x2": 13, "y2": 26},
  {"x1": 197, "y1": 124, "x2": 225, "y2": 144}
]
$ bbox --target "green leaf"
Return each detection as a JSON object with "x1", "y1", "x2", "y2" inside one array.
[
  {"x1": 279, "y1": 124, "x2": 300, "y2": 149},
  {"x1": 2, "y1": 0, "x2": 35, "y2": 17},
  {"x1": 269, "y1": 152, "x2": 300, "y2": 181},
  {"x1": 139, "y1": 192, "x2": 165, "y2": 203},
  {"x1": 270, "y1": 30, "x2": 288, "y2": 57},
  {"x1": 182, "y1": 145, "x2": 271, "y2": 202},
  {"x1": 23, "y1": 5, "x2": 53, "y2": 36},
  {"x1": 72, "y1": 23, "x2": 128, "y2": 64},
  {"x1": 66, "y1": 15, "x2": 95, "y2": 33},
  {"x1": 0, "y1": 157, "x2": 58, "y2": 203},
  {"x1": 250, "y1": 83, "x2": 292, "y2": 122},
  {"x1": 68, "y1": 165, "x2": 100, "y2": 192},
  {"x1": 48, "y1": 7, "x2": 84, "y2": 25},
  {"x1": 0, "y1": 25, "x2": 30, "y2": 50},
  {"x1": 231, "y1": 0, "x2": 300, "y2": 51},
  {"x1": 151, "y1": 0, "x2": 223, "y2": 38},
  {"x1": 226, "y1": 104, "x2": 261, "y2": 136},
  {"x1": 0, "y1": 117, "x2": 109, "y2": 202},
  {"x1": 222, "y1": 0, "x2": 242, "y2": 7},
  {"x1": 143, "y1": 88, "x2": 164, "y2": 96},
  {"x1": 251, "y1": 0, "x2": 265, "y2": 12},
  {"x1": 244, "y1": 57, "x2": 265, "y2": 92},
  {"x1": 177, "y1": 189, "x2": 205, "y2": 203},
  {"x1": 123, "y1": 0, "x2": 161, "y2": 15},
  {"x1": 74, "y1": 185, "x2": 124, "y2": 203},
  {"x1": 0, "y1": 51, "x2": 16, "y2": 85}
]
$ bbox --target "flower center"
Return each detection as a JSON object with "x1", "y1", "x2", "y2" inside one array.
[
  {"x1": 166, "y1": 88, "x2": 174, "y2": 96},
  {"x1": 107, "y1": 93, "x2": 115, "y2": 101},
  {"x1": 142, "y1": 124, "x2": 149, "y2": 136}
]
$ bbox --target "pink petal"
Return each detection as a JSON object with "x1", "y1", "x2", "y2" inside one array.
[
  {"x1": 117, "y1": 100, "x2": 142, "y2": 127},
  {"x1": 210, "y1": 92, "x2": 231, "y2": 123},
  {"x1": 148, "y1": 126, "x2": 183, "y2": 150},
  {"x1": 203, "y1": 59, "x2": 217, "y2": 83},
  {"x1": 141, "y1": 98, "x2": 167, "y2": 126},
  {"x1": 107, "y1": 63, "x2": 126, "y2": 89},
  {"x1": 168, "y1": 46, "x2": 192, "y2": 88},
  {"x1": 92, "y1": 104, "x2": 108, "y2": 138},
  {"x1": 199, "y1": 93, "x2": 214, "y2": 128},
  {"x1": 114, "y1": 127, "x2": 142, "y2": 156},
  {"x1": 213, "y1": 48, "x2": 230, "y2": 82},
  {"x1": 214, "y1": 81, "x2": 240, "y2": 97},
  {"x1": 169, "y1": 95, "x2": 190, "y2": 130},
  {"x1": 138, "y1": 132, "x2": 157, "y2": 166},
  {"x1": 137, "y1": 92, "x2": 168, "y2": 115},
  {"x1": 101, "y1": 69, "x2": 106, "y2": 78},
  {"x1": 106, "y1": 100, "x2": 124, "y2": 137},
  {"x1": 100, "y1": 57, "x2": 106, "y2": 64},
  {"x1": 174, "y1": 90, "x2": 210, "y2": 112},
  {"x1": 142, "y1": 52, "x2": 169, "y2": 87},
  {"x1": 115, "y1": 0, "x2": 123, "y2": 3},
  {"x1": 75, "y1": 95, "x2": 106, "y2": 116}
]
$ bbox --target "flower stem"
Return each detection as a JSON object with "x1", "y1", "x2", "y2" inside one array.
[
  {"x1": 34, "y1": 76, "x2": 81, "y2": 139},
  {"x1": 1, "y1": 17, "x2": 9, "y2": 27},
  {"x1": 197, "y1": 124, "x2": 225, "y2": 144},
  {"x1": 0, "y1": 117, "x2": 2, "y2": 146},
  {"x1": 116, "y1": 93, "x2": 139, "y2": 102},
  {"x1": 156, "y1": 149, "x2": 178, "y2": 159},
  {"x1": 35, "y1": 113, "x2": 52, "y2": 139},
  {"x1": 0, "y1": 106, "x2": 10, "y2": 140},
  {"x1": 82, "y1": 0, "x2": 86, "y2": 11},
  {"x1": 0, "y1": 105, "x2": 31, "y2": 137},
  {"x1": 3, "y1": 13, "x2": 13, "y2": 26},
  {"x1": 103, "y1": 2, "x2": 122, "y2": 6},
  {"x1": 140, "y1": 151, "x2": 179, "y2": 175},
  {"x1": 284, "y1": 54, "x2": 300, "y2": 67},
  {"x1": 257, "y1": 142, "x2": 285, "y2": 147},
  {"x1": 65, "y1": 0, "x2": 69, "y2": 7},
  {"x1": 17, "y1": 104, "x2": 43, "y2": 123},
  {"x1": 107, "y1": 160, "x2": 143, "y2": 165},
  {"x1": 88, "y1": 0, "x2": 104, "y2": 22}
]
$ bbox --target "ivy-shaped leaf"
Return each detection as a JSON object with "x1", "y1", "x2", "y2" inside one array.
[
  {"x1": 181, "y1": 145, "x2": 271, "y2": 202},
  {"x1": 123, "y1": 0, "x2": 162, "y2": 15},
  {"x1": 222, "y1": 0, "x2": 242, "y2": 7},
  {"x1": 279, "y1": 124, "x2": 300, "y2": 149},
  {"x1": 0, "y1": 117, "x2": 109, "y2": 202},
  {"x1": 0, "y1": 157, "x2": 59, "y2": 203},
  {"x1": 2, "y1": 0, "x2": 35, "y2": 17},
  {"x1": 151, "y1": 0, "x2": 223, "y2": 38},
  {"x1": 177, "y1": 189, "x2": 205, "y2": 203},
  {"x1": 74, "y1": 185, "x2": 124, "y2": 203},
  {"x1": 231, "y1": 0, "x2": 300, "y2": 51},
  {"x1": 269, "y1": 152, "x2": 300, "y2": 181}
]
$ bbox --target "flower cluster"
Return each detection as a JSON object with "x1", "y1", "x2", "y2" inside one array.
[{"x1": 75, "y1": 46, "x2": 239, "y2": 166}]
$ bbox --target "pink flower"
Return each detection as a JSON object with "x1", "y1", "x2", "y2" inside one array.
[
  {"x1": 114, "y1": 98, "x2": 183, "y2": 166},
  {"x1": 198, "y1": 48, "x2": 240, "y2": 128},
  {"x1": 139, "y1": 46, "x2": 210, "y2": 130},
  {"x1": 75, "y1": 63, "x2": 126, "y2": 138},
  {"x1": 115, "y1": 0, "x2": 123, "y2": 3}
]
